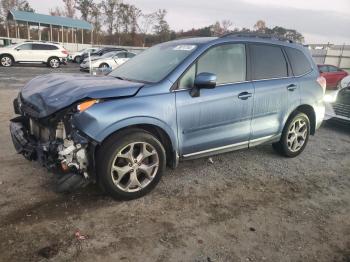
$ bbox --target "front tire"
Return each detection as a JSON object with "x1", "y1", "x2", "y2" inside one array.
[
  {"x1": 273, "y1": 112, "x2": 310, "y2": 157},
  {"x1": 99, "y1": 63, "x2": 109, "y2": 69},
  {"x1": 0, "y1": 55, "x2": 13, "y2": 67},
  {"x1": 96, "y1": 129, "x2": 166, "y2": 200},
  {"x1": 74, "y1": 56, "x2": 81, "y2": 63}
]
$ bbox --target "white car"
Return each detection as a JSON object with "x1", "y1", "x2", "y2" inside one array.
[
  {"x1": 68, "y1": 47, "x2": 99, "y2": 63},
  {"x1": 80, "y1": 50, "x2": 136, "y2": 71},
  {"x1": 0, "y1": 41, "x2": 68, "y2": 68}
]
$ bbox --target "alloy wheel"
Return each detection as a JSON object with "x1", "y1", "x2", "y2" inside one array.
[
  {"x1": 287, "y1": 118, "x2": 308, "y2": 152},
  {"x1": 1, "y1": 57, "x2": 12, "y2": 67},
  {"x1": 50, "y1": 58, "x2": 60, "y2": 68},
  {"x1": 110, "y1": 142, "x2": 159, "y2": 193}
]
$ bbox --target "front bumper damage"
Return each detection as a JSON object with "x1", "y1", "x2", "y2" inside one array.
[{"x1": 10, "y1": 112, "x2": 96, "y2": 192}]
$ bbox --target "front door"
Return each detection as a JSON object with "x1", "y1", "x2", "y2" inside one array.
[
  {"x1": 175, "y1": 43, "x2": 254, "y2": 157},
  {"x1": 14, "y1": 43, "x2": 33, "y2": 61}
]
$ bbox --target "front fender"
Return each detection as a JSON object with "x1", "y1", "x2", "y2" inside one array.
[{"x1": 72, "y1": 93, "x2": 178, "y2": 152}]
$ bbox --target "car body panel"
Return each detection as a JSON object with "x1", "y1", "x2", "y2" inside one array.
[
  {"x1": 20, "y1": 73, "x2": 144, "y2": 118},
  {"x1": 72, "y1": 89, "x2": 178, "y2": 152},
  {"x1": 11, "y1": 36, "x2": 324, "y2": 170},
  {"x1": 175, "y1": 81, "x2": 254, "y2": 155}
]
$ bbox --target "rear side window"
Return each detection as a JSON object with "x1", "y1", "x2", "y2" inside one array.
[
  {"x1": 32, "y1": 44, "x2": 58, "y2": 50},
  {"x1": 318, "y1": 65, "x2": 328, "y2": 73},
  {"x1": 250, "y1": 44, "x2": 288, "y2": 80},
  {"x1": 285, "y1": 47, "x2": 312, "y2": 76},
  {"x1": 328, "y1": 65, "x2": 340, "y2": 72}
]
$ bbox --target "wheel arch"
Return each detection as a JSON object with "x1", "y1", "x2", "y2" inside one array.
[
  {"x1": 0, "y1": 53, "x2": 15, "y2": 62},
  {"x1": 95, "y1": 120, "x2": 178, "y2": 169},
  {"x1": 47, "y1": 56, "x2": 60, "y2": 63},
  {"x1": 290, "y1": 104, "x2": 316, "y2": 135}
]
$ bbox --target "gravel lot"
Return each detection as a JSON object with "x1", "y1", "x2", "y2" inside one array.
[{"x1": 0, "y1": 64, "x2": 349, "y2": 262}]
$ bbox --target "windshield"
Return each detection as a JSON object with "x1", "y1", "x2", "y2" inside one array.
[{"x1": 109, "y1": 43, "x2": 197, "y2": 83}]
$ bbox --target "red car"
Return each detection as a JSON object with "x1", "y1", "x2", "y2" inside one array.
[{"x1": 318, "y1": 64, "x2": 348, "y2": 90}]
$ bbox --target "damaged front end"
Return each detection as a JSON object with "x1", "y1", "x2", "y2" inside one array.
[{"x1": 10, "y1": 96, "x2": 96, "y2": 191}]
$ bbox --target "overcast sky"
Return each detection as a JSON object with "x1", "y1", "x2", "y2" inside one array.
[{"x1": 28, "y1": 0, "x2": 350, "y2": 44}]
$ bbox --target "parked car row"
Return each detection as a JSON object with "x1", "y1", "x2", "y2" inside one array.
[
  {"x1": 68, "y1": 47, "x2": 99, "y2": 63},
  {"x1": 0, "y1": 42, "x2": 138, "y2": 71},
  {"x1": 79, "y1": 50, "x2": 136, "y2": 71}
]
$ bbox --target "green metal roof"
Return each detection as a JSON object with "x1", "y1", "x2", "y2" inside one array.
[{"x1": 8, "y1": 10, "x2": 92, "y2": 30}]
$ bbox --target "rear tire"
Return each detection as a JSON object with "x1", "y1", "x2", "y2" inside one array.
[
  {"x1": 48, "y1": 57, "x2": 60, "y2": 68},
  {"x1": 96, "y1": 129, "x2": 166, "y2": 200},
  {"x1": 272, "y1": 112, "x2": 310, "y2": 157},
  {"x1": 0, "y1": 55, "x2": 13, "y2": 67}
]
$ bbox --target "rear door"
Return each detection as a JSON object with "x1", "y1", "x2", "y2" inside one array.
[
  {"x1": 176, "y1": 43, "x2": 254, "y2": 157},
  {"x1": 31, "y1": 44, "x2": 52, "y2": 62},
  {"x1": 249, "y1": 43, "x2": 299, "y2": 145}
]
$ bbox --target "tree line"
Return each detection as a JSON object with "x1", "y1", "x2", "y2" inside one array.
[{"x1": 0, "y1": 0, "x2": 304, "y2": 46}]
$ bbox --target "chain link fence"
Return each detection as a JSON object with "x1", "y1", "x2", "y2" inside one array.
[{"x1": 309, "y1": 44, "x2": 350, "y2": 73}]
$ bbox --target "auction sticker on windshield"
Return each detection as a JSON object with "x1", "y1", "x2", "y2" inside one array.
[{"x1": 173, "y1": 45, "x2": 197, "y2": 51}]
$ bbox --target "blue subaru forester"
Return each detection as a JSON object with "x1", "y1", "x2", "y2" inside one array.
[{"x1": 10, "y1": 34, "x2": 325, "y2": 199}]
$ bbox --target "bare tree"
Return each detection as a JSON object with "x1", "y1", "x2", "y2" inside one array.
[
  {"x1": 90, "y1": 3, "x2": 102, "y2": 43},
  {"x1": 49, "y1": 7, "x2": 64, "y2": 16},
  {"x1": 153, "y1": 9, "x2": 170, "y2": 41},
  {"x1": 221, "y1": 19, "x2": 233, "y2": 33},
  {"x1": 63, "y1": 0, "x2": 76, "y2": 18},
  {"x1": 254, "y1": 20, "x2": 266, "y2": 32},
  {"x1": 138, "y1": 12, "x2": 156, "y2": 35},
  {"x1": 75, "y1": 0, "x2": 93, "y2": 21},
  {"x1": 100, "y1": 0, "x2": 120, "y2": 35},
  {"x1": 1, "y1": 0, "x2": 34, "y2": 17}
]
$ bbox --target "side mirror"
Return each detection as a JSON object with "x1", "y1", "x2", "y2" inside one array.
[
  {"x1": 190, "y1": 72, "x2": 217, "y2": 97},
  {"x1": 194, "y1": 72, "x2": 216, "y2": 89}
]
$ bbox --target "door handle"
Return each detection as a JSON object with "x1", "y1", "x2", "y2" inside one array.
[
  {"x1": 238, "y1": 92, "x2": 253, "y2": 100},
  {"x1": 287, "y1": 84, "x2": 297, "y2": 91}
]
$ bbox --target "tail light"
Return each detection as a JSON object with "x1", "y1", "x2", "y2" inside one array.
[
  {"x1": 317, "y1": 76, "x2": 326, "y2": 94},
  {"x1": 62, "y1": 50, "x2": 69, "y2": 55}
]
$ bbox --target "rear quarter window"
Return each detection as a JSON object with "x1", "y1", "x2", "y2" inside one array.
[
  {"x1": 250, "y1": 44, "x2": 288, "y2": 80},
  {"x1": 285, "y1": 47, "x2": 312, "y2": 76}
]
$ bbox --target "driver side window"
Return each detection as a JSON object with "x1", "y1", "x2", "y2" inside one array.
[
  {"x1": 178, "y1": 44, "x2": 246, "y2": 89},
  {"x1": 17, "y1": 44, "x2": 32, "y2": 50}
]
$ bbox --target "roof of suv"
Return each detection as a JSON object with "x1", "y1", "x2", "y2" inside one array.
[{"x1": 167, "y1": 35, "x2": 304, "y2": 51}]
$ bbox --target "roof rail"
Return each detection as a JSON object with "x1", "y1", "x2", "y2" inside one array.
[
  {"x1": 220, "y1": 32, "x2": 294, "y2": 43},
  {"x1": 24, "y1": 40, "x2": 60, "y2": 44}
]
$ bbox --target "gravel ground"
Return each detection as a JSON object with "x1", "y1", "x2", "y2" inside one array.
[{"x1": 0, "y1": 64, "x2": 349, "y2": 262}]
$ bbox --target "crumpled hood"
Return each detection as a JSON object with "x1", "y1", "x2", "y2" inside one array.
[{"x1": 20, "y1": 73, "x2": 143, "y2": 118}]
